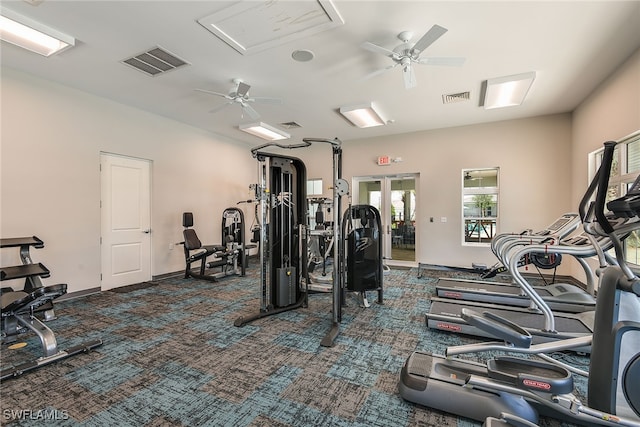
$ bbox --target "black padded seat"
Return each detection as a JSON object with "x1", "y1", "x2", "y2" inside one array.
[
  {"x1": 1, "y1": 284, "x2": 67, "y2": 315},
  {"x1": 182, "y1": 212, "x2": 226, "y2": 280}
]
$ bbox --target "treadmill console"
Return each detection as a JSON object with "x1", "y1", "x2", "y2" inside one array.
[
  {"x1": 534, "y1": 214, "x2": 579, "y2": 236},
  {"x1": 607, "y1": 174, "x2": 640, "y2": 218}
]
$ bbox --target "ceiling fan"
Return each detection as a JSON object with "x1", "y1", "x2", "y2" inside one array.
[
  {"x1": 194, "y1": 78, "x2": 282, "y2": 120},
  {"x1": 464, "y1": 171, "x2": 478, "y2": 180},
  {"x1": 361, "y1": 25, "x2": 465, "y2": 89}
]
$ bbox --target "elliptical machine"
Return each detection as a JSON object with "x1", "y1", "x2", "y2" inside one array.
[{"x1": 399, "y1": 140, "x2": 640, "y2": 426}]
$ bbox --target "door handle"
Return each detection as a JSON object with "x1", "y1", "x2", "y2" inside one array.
[
  {"x1": 387, "y1": 225, "x2": 391, "y2": 234},
  {"x1": 142, "y1": 229, "x2": 151, "y2": 234}
]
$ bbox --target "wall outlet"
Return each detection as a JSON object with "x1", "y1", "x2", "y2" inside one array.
[
  {"x1": 169, "y1": 243, "x2": 174, "y2": 250},
  {"x1": 441, "y1": 217, "x2": 447, "y2": 223}
]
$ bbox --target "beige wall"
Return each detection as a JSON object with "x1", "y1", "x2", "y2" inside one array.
[
  {"x1": 568, "y1": 48, "x2": 640, "y2": 282},
  {"x1": 289, "y1": 114, "x2": 574, "y2": 271},
  {"x1": 2, "y1": 48, "x2": 637, "y2": 294},
  {"x1": 572, "y1": 48, "x2": 640, "y2": 203},
  {"x1": 1, "y1": 67, "x2": 256, "y2": 294}
]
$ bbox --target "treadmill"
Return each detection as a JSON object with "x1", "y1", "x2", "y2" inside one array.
[
  {"x1": 426, "y1": 296, "x2": 594, "y2": 352},
  {"x1": 435, "y1": 213, "x2": 598, "y2": 313},
  {"x1": 435, "y1": 232, "x2": 606, "y2": 313},
  {"x1": 428, "y1": 210, "x2": 617, "y2": 353},
  {"x1": 426, "y1": 213, "x2": 639, "y2": 352}
]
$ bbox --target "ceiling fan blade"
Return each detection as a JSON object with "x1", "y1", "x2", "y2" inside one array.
[
  {"x1": 236, "y1": 81, "x2": 251, "y2": 98},
  {"x1": 362, "y1": 63, "x2": 399, "y2": 81},
  {"x1": 418, "y1": 57, "x2": 466, "y2": 66},
  {"x1": 249, "y1": 96, "x2": 283, "y2": 105},
  {"x1": 361, "y1": 41, "x2": 396, "y2": 57},
  {"x1": 403, "y1": 65, "x2": 417, "y2": 89},
  {"x1": 195, "y1": 88, "x2": 231, "y2": 99},
  {"x1": 242, "y1": 103, "x2": 261, "y2": 120},
  {"x1": 411, "y1": 24, "x2": 448, "y2": 56},
  {"x1": 209, "y1": 101, "x2": 233, "y2": 114}
]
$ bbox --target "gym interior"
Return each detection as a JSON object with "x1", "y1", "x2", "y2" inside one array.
[{"x1": 1, "y1": 2, "x2": 640, "y2": 426}]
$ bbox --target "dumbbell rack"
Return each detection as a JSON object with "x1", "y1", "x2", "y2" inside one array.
[
  {"x1": 1, "y1": 236, "x2": 56, "y2": 319},
  {"x1": 0, "y1": 236, "x2": 103, "y2": 381}
]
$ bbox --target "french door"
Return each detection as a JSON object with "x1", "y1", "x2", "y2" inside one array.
[{"x1": 352, "y1": 174, "x2": 418, "y2": 264}]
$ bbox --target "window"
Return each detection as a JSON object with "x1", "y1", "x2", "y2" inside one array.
[
  {"x1": 588, "y1": 132, "x2": 640, "y2": 264},
  {"x1": 307, "y1": 179, "x2": 323, "y2": 196},
  {"x1": 462, "y1": 168, "x2": 499, "y2": 245}
]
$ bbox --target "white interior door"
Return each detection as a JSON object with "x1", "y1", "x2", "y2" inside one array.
[
  {"x1": 100, "y1": 153, "x2": 152, "y2": 290},
  {"x1": 353, "y1": 174, "x2": 418, "y2": 265}
]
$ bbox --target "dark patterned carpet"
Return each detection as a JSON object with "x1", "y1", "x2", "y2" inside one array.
[{"x1": 0, "y1": 265, "x2": 589, "y2": 426}]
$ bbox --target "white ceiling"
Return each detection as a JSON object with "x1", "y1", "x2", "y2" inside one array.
[{"x1": 2, "y1": 0, "x2": 640, "y2": 147}]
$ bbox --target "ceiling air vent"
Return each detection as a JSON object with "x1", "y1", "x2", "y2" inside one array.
[
  {"x1": 280, "y1": 122, "x2": 302, "y2": 129},
  {"x1": 442, "y1": 91, "x2": 471, "y2": 104},
  {"x1": 122, "y1": 47, "x2": 189, "y2": 77}
]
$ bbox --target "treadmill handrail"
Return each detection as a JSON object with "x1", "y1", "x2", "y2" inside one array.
[
  {"x1": 504, "y1": 242, "x2": 603, "y2": 332},
  {"x1": 502, "y1": 224, "x2": 629, "y2": 332},
  {"x1": 490, "y1": 213, "x2": 580, "y2": 258}
]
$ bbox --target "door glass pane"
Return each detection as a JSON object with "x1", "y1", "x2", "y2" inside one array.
[
  {"x1": 358, "y1": 180, "x2": 381, "y2": 210},
  {"x1": 355, "y1": 175, "x2": 418, "y2": 263},
  {"x1": 391, "y1": 178, "x2": 415, "y2": 262}
]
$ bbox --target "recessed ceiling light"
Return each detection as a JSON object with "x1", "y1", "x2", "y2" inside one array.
[
  {"x1": 292, "y1": 49, "x2": 314, "y2": 62},
  {"x1": 0, "y1": 8, "x2": 74, "y2": 56}
]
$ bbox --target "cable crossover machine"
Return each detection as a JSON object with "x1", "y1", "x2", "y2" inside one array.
[{"x1": 234, "y1": 137, "x2": 372, "y2": 347}]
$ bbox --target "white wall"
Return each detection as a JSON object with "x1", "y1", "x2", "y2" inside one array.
[
  {"x1": 287, "y1": 114, "x2": 574, "y2": 271},
  {"x1": 1, "y1": 67, "x2": 256, "y2": 294}
]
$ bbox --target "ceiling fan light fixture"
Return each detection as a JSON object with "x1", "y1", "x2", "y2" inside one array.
[
  {"x1": 0, "y1": 9, "x2": 75, "y2": 57},
  {"x1": 239, "y1": 122, "x2": 290, "y2": 141},
  {"x1": 340, "y1": 103, "x2": 385, "y2": 128},
  {"x1": 482, "y1": 72, "x2": 536, "y2": 109}
]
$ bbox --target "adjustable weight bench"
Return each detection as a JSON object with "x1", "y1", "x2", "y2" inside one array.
[{"x1": 1, "y1": 284, "x2": 102, "y2": 380}]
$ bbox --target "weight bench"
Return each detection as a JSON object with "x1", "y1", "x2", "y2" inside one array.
[{"x1": 1, "y1": 284, "x2": 102, "y2": 380}]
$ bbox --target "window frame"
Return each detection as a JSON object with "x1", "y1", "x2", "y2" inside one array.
[
  {"x1": 461, "y1": 167, "x2": 500, "y2": 246},
  {"x1": 588, "y1": 131, "x2": 640, "y2": 264},
  {"x1": 307, "y1": 178, "x2": 323, "y2": 196}
]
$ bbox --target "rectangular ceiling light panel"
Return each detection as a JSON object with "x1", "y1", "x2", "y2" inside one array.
[
  {"x1": 483, "y1": 72, "x2": 536, "y2": 109},
  {"x1": 239, "y1": 122, "x2": 290, "y2": 141},
  {"x1": 0, "y1": 8, "x2": 75, "y2": 56},
  {"x1": 340, "y1": 103, "x2": 385, "y2": 128},
  {"x1": 198, "y1": 0, "x2": 344, "y2": 55}
]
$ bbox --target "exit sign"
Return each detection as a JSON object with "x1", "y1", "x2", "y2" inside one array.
[{"x1": 377, "y1": 155, "x2": 391, "y2": 166}]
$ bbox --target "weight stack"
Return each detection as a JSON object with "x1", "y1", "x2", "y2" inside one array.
[{"x1": 276, "y1": 267, "x2": 297, "y2": 307}]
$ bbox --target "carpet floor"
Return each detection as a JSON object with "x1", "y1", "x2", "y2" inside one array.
[{"x1": 0, "y1": 265, "x2": 589, "y2": 426}]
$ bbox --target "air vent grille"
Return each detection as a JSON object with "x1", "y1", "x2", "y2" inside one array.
[
  {"x1": 122, "y1": 47, "x2": 189, "y2": 77},
  {"x1": 280, "y1": 122, "x2": 302, "y2": 129},
  {"x1": 442, "y1": 91, "x2": 471, "y2": 104}
]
